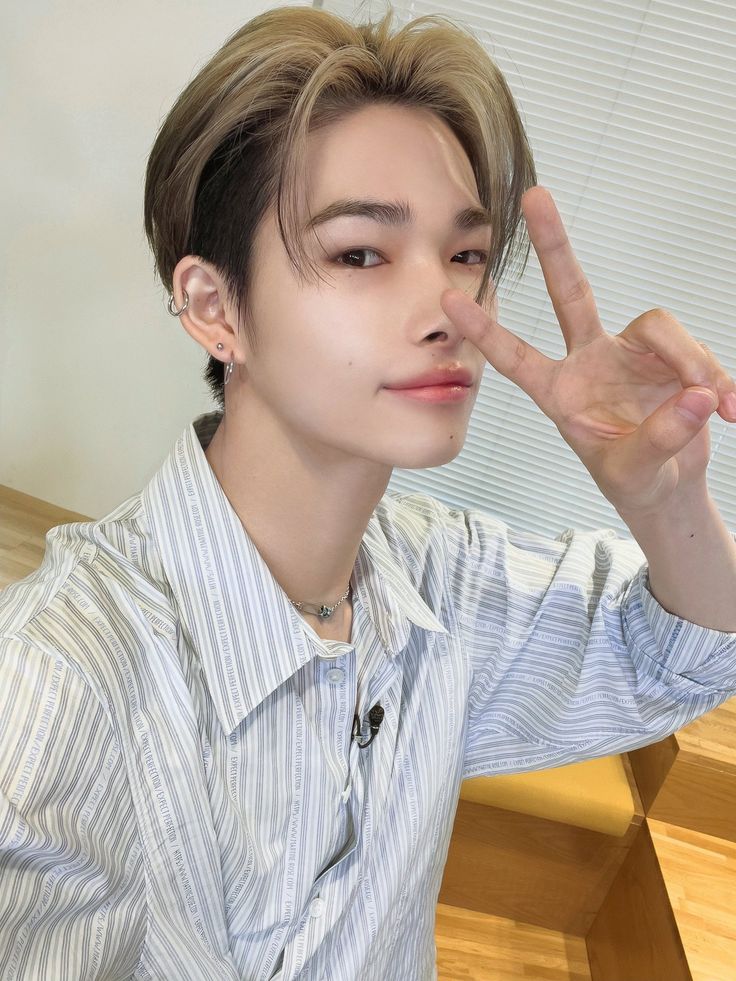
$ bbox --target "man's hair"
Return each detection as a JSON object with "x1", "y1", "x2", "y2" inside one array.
[{"x1": 143, "y1": 1, "x2": 537, "y2": 410}]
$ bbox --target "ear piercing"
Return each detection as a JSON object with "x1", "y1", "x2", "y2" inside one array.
[{"x1": 167, "y1": 291, "x2": 234, "y2": 385}]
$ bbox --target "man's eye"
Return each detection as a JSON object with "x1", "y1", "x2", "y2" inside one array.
[
  {"x1": 332, "y1": 249, "x2": 489, "y2": 269},
  {"x1": 457, "y1": 250, "x2": 489, "y2": 266},
  {"x1": 334, "y1": 248, "x2": 384, "y2": 268}
]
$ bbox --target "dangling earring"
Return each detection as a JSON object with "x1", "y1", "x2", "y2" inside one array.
[{"x1": 216, "y1": 341, "x2": 235, "y2": 385}]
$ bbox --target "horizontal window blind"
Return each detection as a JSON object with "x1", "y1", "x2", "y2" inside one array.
[{"x1": 319, "y1": 0, "x2": 736, "y2": 540}]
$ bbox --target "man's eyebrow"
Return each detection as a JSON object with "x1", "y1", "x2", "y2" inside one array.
[{"x1": 303, "y1": 198, "x2": 493, "y2": 233}]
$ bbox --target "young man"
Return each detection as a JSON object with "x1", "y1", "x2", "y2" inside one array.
[{"x1": 2, "y1": 6, "x2": 735, "y2": 979}]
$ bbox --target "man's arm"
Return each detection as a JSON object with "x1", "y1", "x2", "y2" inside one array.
[
  {"x1": 434, "y1": 496, "x2": 736, "y2": 778},
  {"x1": 0, "y1": 636, "x2": 146, "y2": 978},
  {"x1": 618, "y1": 482, "x2": 736, "y2": 633}
]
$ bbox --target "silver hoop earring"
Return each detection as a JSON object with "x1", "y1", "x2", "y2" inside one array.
[
  {"x1": 224, "y1": 360, "x2": 235, "y2": 385},
  {"x1": 167, "y1": 289, "x2": 189, "y2": 317}
]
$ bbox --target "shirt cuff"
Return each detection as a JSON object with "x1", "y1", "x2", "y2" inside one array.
[{"x1": 621, "y1": 563, "x2": 736, "y2": 691}]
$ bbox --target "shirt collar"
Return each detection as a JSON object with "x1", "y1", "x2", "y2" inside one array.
[{"x1": 143, "y1": 412, "x2": 448, "y2": 736}]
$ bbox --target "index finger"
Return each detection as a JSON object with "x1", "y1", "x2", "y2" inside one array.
[{"x1": 523, "y1": 186, "x2": 603, "y2": 351}]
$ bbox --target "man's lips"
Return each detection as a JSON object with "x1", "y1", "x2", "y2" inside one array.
[
  {"x1": 385, "y1": 384, "x2": 472, "y2": 403},
  {"x1": 384, "y1": 367, "x2": 474, "y2": 389}
]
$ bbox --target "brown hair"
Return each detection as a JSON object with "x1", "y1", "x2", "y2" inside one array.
[{"x1": 143, "y1": 1, "x2": 537, "y2": 410}]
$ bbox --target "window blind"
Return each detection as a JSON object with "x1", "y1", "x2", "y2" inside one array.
[{"x1": 318, "y1": 0, "x2": 736, "y2": 540}]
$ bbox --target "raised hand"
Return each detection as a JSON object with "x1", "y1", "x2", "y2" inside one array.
[{"x1": 440, "y1": 185, "x2": 736, "y2": 517}]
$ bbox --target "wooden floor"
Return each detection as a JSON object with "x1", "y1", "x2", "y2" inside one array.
[
  {"x1": 436, "y1": 904, "x2": 591, "y2": 981},
  {"x1": 648, "y1": 820, "x2": 736, "y2": 981},
  {"x1": 2, "y1": 482, "x2": 735, "y2": 980}
]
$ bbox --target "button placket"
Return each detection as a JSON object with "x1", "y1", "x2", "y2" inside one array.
[{"x1": 319, "y1": 654, "x2": 355, "y2": 805}]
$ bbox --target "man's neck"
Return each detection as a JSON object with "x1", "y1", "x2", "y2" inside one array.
[{"x1": 202, "y1": 410, "x2": 390, "y2": 612}]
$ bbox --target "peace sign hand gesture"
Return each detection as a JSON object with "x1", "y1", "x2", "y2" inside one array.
[{"x1": 441, "y1": 186, "x2": 736, "y2": 518}]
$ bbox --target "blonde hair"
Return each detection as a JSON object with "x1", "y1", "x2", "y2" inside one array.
[{"x1": 143, "y1": 1, "x2": 537, "y2": 409}]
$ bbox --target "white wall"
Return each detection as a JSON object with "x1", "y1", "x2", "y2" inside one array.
[{"x1": 1, "y1": 0, "x2": 310, "y2": 519}]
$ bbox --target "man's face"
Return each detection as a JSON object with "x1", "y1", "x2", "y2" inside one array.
[{"x1": 237, "y1": 103, "x2": 493, "y2": 471}]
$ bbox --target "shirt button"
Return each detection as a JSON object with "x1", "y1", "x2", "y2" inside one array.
[
  {"x1": 310, "y1": 897, "x2": 325, "y2": 918},
  {"x1": 326, "y1": 668, "x2": 345, "y2": 684}
]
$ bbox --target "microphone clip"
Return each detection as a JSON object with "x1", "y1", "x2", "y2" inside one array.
[{"x1": 352, "y1": 704, "x2": 384, "y2": 748}]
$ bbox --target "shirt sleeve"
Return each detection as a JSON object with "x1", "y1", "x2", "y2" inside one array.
[
  {"x1": 437, "y1": 503, "x2": 736, "y2": 778},
  {"x1": 0, "y1": 635, "x2": 147, "y2": 979}
]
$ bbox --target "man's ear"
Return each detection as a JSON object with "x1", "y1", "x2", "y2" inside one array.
[{"x1": 171, "y1": 256, "x2": 247, "y2": 365}]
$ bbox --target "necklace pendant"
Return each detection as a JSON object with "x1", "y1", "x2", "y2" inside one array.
[{"x1": 318, "y1": 605, "x2": 331, "y2": 619}]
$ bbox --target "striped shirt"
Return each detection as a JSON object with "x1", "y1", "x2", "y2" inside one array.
[{"x1": 1, "y1": 409, "x2": 735, "y2": 981}]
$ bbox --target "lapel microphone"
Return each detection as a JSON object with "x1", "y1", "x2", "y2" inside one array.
[{"x1": 352, "y1": 704, "x2": 384, "y2": 748}]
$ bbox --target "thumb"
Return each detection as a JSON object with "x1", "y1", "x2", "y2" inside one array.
[
  {"x1": 674, "y1": 386, "x2": 718, "y2": 424},
  {"x1": 634, "y1": 385, "x2": 717, "y2": 464}
]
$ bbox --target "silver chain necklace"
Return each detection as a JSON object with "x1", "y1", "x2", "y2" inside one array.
[{"x1": 289, "y1": 582, "x2": 352, "y2": 620}]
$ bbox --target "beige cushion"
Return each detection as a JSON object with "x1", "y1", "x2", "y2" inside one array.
[{"x1": 460, "y1": 754, "x2": 635, "y2": 837}]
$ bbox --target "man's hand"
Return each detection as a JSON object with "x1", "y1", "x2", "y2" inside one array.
[{"x1": 441, "y1": 185, "x2": 736, "y2": 516}]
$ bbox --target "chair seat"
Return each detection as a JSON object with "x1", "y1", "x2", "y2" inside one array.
[{"x1": 460, "y1": 754, "x2": 635, "y2": 837}]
